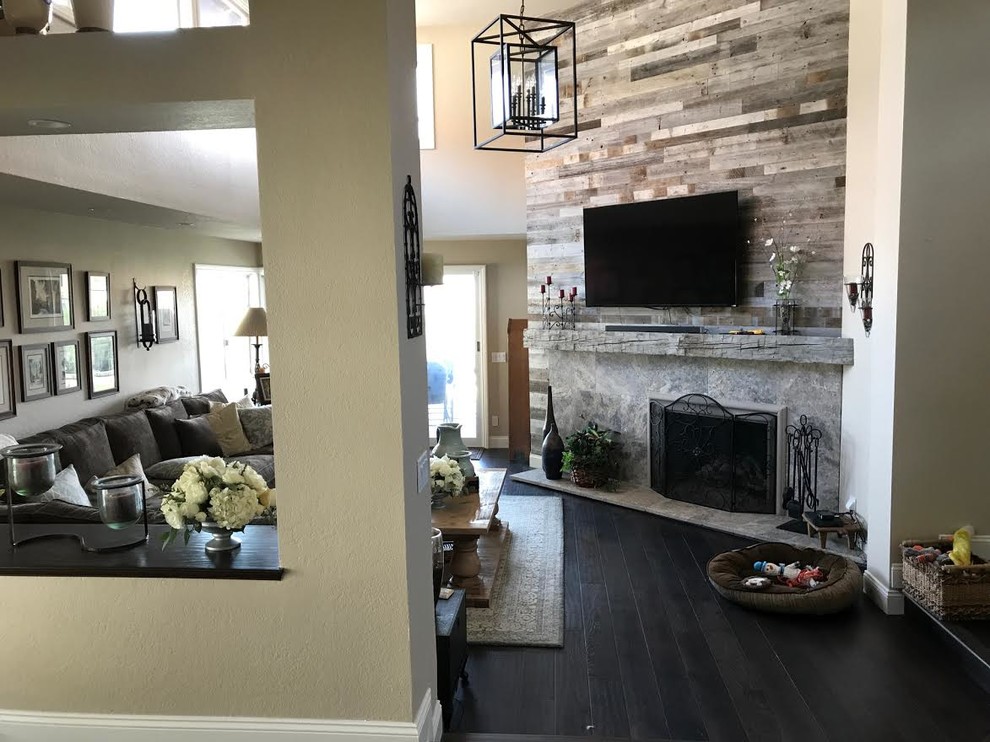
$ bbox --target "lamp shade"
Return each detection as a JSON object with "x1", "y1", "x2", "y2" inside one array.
[
  {"x1": 233, "y1": 307, "x2": 268, "y2": 338},
  {"x1": 422, "y1": 253, "x2": 445, "y2": 286}
]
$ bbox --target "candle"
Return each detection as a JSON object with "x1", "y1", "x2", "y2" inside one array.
[
  {"x1": 546, "y1": 276, "x2": 552, "y2": 285},
  {"x1": 571, "y1": 287, "x2": 578, "y2": 297},
  {"x1": 540, "y1": 284, "x2": 546, "y2": 294},
  {"x1": 559, "y1": 289, "x2": 565, "y2": 299}
]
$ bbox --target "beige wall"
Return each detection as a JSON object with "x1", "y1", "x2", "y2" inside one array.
[
  {"x1": 426, "y1": 238, "x2": 527, "y2": 443},
  {"x1": 0, "y1": 0, "x2": 435, "y2": 728},
  {"x1": 0, "y1": 204, "x2": 259, "y2": 439},
  {"x1": 889, "y1": 0, "x2": 990, "y2": 547},
  {"x1": 840, "y1": 0, "x2": 906, "y2": 595},
  {"x1": 417, "y1": 24, "x2": 526, "y2": 240}
]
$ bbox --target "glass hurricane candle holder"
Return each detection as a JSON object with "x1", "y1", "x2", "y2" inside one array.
[
  {"x1": 92, "y1": 474, "x2": 145, "y2": 531},
  {"x1": 2, "y1": 444, "x2": 62, "y2": 499}
]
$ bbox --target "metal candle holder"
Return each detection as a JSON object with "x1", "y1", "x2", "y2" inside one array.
[
  {"x1": 845, "y1": 243, "x2": 875, "y2": 337},
  {"x1": 540, "y1": 276, "x2": 577, "y2": 329},
  {"x1": 2, "y1": 444, "x2": 149, "y2": 552}
]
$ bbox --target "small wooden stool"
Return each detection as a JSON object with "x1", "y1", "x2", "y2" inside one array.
[{"x1": 803, "y1": 512, "x2": 863, "y2": 550}]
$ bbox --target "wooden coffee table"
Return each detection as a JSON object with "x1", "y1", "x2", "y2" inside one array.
[{"x1": 431, "y1": 469, "x2": 508, "y2": 608}]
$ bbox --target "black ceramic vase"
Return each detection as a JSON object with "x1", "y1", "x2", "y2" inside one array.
[{"x1": 541, "y1": 386, "x2": 564, "y2": 480}]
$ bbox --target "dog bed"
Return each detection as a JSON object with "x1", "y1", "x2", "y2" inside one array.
[{"x1": 707, "y1": 542, "x2": 862, "y2": 615}]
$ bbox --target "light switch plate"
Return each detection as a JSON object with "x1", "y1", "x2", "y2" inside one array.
[
  {"x1": 491, "y1": 415, "x2": 499, "y2": 428},
  {"x1": 417, "y1": 449, "x2": 430, "y2": 493},
  {"x1": 491, "y1": 352, "x2": 506, "y2": 363}
]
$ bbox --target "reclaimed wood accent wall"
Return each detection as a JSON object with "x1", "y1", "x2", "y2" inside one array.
[
  {"x1": 527, "y1": 0, "x2": 849, "y2": 329},
  {"x1": 527, "y1": 0, "x2": 849, "y2": 452}
]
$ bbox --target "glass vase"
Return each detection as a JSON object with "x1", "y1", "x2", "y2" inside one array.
[
  {"x1": 774, "y1": 300, "x2": 798, "y2": 336},
  {"x1": 432, "y1": 528, "x2": 445, "y2": 603},
  {"x1": 92, "y1": 474, "x2": 144, "y2": 530}
]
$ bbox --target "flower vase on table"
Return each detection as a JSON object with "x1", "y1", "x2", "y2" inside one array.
[
  {"x1": 160, "y1": 457, "x2": 276, "y2": 553},
  {"x1": 429, "y1": 454, "x2": 466, "y2": 509}
]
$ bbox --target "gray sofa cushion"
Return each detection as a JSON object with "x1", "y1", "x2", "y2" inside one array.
[
  {"x1": 101, "y1": 410, "x2": 162, "y2": 467},
  {"x1": 181, "y1": 389, "x2": 228, "y2": 417},
  {"x1": 174, "y1": 416, "x2": 223, "y2": 457},
  {"x1": 229, "y1": 455, "x2": 275, "y2": 487},
  {"x1": 145, "y1": 405, "x2": 185, "y2": 461},
  {"x1": 49, "y1": 420, "x2": 116, "y2": 488},
  {"x1": 239, "y1": 406, "x2": 273, "y2": 448}
]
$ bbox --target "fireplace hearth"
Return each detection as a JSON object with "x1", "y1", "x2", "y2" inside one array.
[{"x1": 650, "y1": 395, "x2": 779, "y2": 514}]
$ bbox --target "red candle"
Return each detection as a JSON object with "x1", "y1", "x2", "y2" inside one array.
[
  {"x1": 571, "y1": 287, "x2": 578, "y2": 297},
  {"x1": 559, "y1": 289, "x2": 565, "y2": 299},
  {"x1": 546, "y1": 276, "x2": 553, "y2": 285},
  {"x1": 540, "y1": 284, "x2": 546, "y2": 294}
]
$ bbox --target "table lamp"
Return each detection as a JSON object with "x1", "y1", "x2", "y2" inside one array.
[{"x1": 234, "y1": 307, "x2": 268, "y2": 373}]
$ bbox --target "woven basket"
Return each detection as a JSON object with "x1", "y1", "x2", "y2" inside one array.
[
  {"x1": 570, "y1": 467, "x2": 607, "y2": 488},
  {"x1": 901, "y1": 539, "x2": 990, "y2": 620}
]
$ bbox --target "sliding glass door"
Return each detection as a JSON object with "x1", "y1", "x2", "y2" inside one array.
[{"x1": 424, "y1": 266, "x2": 488, "y2": 448}]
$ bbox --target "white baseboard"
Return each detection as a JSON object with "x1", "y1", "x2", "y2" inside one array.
[
  {"x1": 864, "y1": 570, "x2": 905, "y2": 615},
  {"x1": 0, "y1": 690, "x2": 442, "y2": 742},
  {"x1": 488, "y1": 436, "x2": 508, "y2": 449}
]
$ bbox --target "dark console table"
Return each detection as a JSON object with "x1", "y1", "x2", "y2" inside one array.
[
  {"x1": 435, "y1": 588, "x2": 468, "y2": 729},
  {"x1": 0, "y1": 524, "x2": 283, "y2": 580}
]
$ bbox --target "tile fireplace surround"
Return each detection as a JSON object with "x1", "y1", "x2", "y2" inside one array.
[{"x1": 526, "y1": 328, "x2": 855, "y2": 513}]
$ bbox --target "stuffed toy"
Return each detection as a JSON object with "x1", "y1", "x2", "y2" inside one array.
[
  {"x1": 948, "y1": 525, "x2": 975, "y2": 567},
  {"x1": 753, "y1": 560, "x2": 826, "y2": 589}
]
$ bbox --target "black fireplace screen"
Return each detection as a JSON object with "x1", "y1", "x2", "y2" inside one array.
[{"x1": 649, "y1": 395, "x2": 777, "y2": 514}]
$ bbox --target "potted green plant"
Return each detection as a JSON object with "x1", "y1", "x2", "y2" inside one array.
[{"x1": 563, "y1": 422, "x2": 618, "y2": 488}]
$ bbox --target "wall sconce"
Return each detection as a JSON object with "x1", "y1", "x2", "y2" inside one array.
[
  {"x1": 1, "y1": 444, "x2": 149, "y2": 552},
  {"x1": 844, "y1": 243, "x2": 875, "y2": 337},
  {"x1": 133, "y1": 279, "x2": 157, "y2": 351},
  {"x1": 404, "y1": 176, "x2": 424, "y2": 339},
  {"x1": 540, "y1": 275, "x2": 578, "y2": 329}
]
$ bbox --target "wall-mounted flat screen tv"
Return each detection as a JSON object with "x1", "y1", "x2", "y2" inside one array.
[{"x1": 583, "y1": 191, "x2": 740, "y2": 307}]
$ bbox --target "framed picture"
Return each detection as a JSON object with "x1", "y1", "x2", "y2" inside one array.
[
  {"x1": 52, "y1": 339, "x2": 82, "y2": 396},
  {"x1": 86, "y1": 271, "x2": 111, "y2": 322},
  {"x1": 15, "y1": 261, "x2": 74, "y2": 334},
  {"x1": 0, "y1": 340, "x2": 15, "y2": 421},
  {"x1": 19, "y1": 344, "x2": 53, "y2": 403},
  {"x1": 256, "y1": 372, "x2": 271, "y2": 405},
  {"x1": 86, "y1": 331, "x2": 119, "y2": 399},
  {"x1": 153, "y1": 285, "x2": 179, "y2": 343}
]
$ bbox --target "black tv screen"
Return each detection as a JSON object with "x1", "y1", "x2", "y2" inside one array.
[{"x1": 583, "y1": 191, "x2": 740, "y2": 307}]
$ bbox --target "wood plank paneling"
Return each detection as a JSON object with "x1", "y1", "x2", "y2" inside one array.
[{"x1": 526, "y1": 0, "x2": 850, "y2": 334}]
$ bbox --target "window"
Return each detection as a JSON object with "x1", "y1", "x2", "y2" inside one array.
[
  {"x1": 418, "y1": 44, "x2": 436, "y2": 150},
  {"x1": 194, "y1": 265, "x2": 265, "y2": 402},
  {"x1": 52, "y1": 0, "x2": 249, "y2": 32}
]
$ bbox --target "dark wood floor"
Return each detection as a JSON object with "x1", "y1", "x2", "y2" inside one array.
[{"x1": 451, "y1": 451, "x2": 990, "y2": 741}]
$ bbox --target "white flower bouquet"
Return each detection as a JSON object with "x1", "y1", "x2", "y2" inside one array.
[
  {"x1": 754, "y1": 213, "x2": 816, "y2": 301},
  {"x1": 430, "y1": 455, "x2": 465, "y2": 497},
  {"x1": 160, "y1": 457, "x2": 275, "y2": 547}
]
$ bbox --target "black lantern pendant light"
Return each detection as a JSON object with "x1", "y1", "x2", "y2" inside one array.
[{"x1": 472, "y1": 1, "x2": 577, "y2": 153}]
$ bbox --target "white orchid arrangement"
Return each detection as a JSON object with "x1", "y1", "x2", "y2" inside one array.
[
  {"x1": 430, "y1": 455, "x2": 465, "y2": 497},
  {"x1": 160, "y1": 457, "x2": 275, "y2": 547},
  {"x1": 754, "y1": 214, "x2": 816, "y2": 301}
]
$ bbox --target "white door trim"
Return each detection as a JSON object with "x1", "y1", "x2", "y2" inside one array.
[{"x1": 0, "y1": 689, "x2": 442, "y2": 742}]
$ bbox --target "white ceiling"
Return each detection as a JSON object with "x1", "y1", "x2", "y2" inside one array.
[{"x1": 415, "y1": 0, "x2": 570, "y2": 28}]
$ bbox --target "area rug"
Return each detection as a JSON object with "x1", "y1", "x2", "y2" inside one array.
[{"x1": 467, "y1": 496, "x2": 563, "y2": 647}]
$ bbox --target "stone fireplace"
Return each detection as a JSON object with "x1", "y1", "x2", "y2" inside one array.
[{"x1": 525, "y1": 329, "x2": 854, "y2": 513}]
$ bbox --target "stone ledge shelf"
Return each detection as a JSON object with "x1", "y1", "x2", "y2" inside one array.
[{"x1": 524, "y1": 329, "x2": 854, "y2": 366}]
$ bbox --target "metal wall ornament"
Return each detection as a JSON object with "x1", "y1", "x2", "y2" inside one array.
[
  {"x1": 133, "y1": 279, "x2": 157, "y2": 351},
  {"x1": 404, "y1": 175, "x2": 424, "y2": 339},
  {"x1": 472, "y1": 2, "x2": 577, "y2": 153},
  {"x1": 844, "y1": 243, "x2": 875, "y2": 337}
]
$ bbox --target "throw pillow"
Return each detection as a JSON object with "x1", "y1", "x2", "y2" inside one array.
[
  {"x1": 145, "y1": 406, "x2": 184, "y2": 461},
  {"x1": 209, "y1": 396, "x2": 253, "y2": 412},
  {"x1": 239, "y1": 406, "x2": 273, "y2": 449},
  {"x1": 0, "y1": 433, "x2": 17, "y2": 450},
  {"x1": 87, "y1": 454, "x2": 161, "y2": 499},
  {"x1": 206, "y1": 403, "x2": 253, "y2": 457},
  {"x1": 38, "y1": 465, "x2": 91, "y2": 507},
  {"x1": 174, "y1": 416, "x2": 223, "y2": 457}
]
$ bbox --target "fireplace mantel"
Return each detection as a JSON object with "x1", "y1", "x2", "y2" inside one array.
[{"x1": 524, "y1": 328, "x2": 854, "y2": 367}]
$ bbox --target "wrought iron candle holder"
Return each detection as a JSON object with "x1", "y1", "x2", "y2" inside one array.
[
  {"x1": 133, "y1": 279, "x2": 157, "y2": 350},
  {"x1": 2, "y1": 444, "x2": 149, "y2": 552},
  {"x1": 844, "y1": 243, "x2": 875, "y2": 337},
  {"x1": 540, "y1": 275, "x2": 577, "y2": 329}
]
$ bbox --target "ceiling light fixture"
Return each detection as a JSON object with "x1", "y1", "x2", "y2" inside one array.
[
  {"x1": 27, "y1": 119, "x2": 73, "y2": 130},
  {"x1": 471, "y1": 1, "x2": 577, "y2": 153}
]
